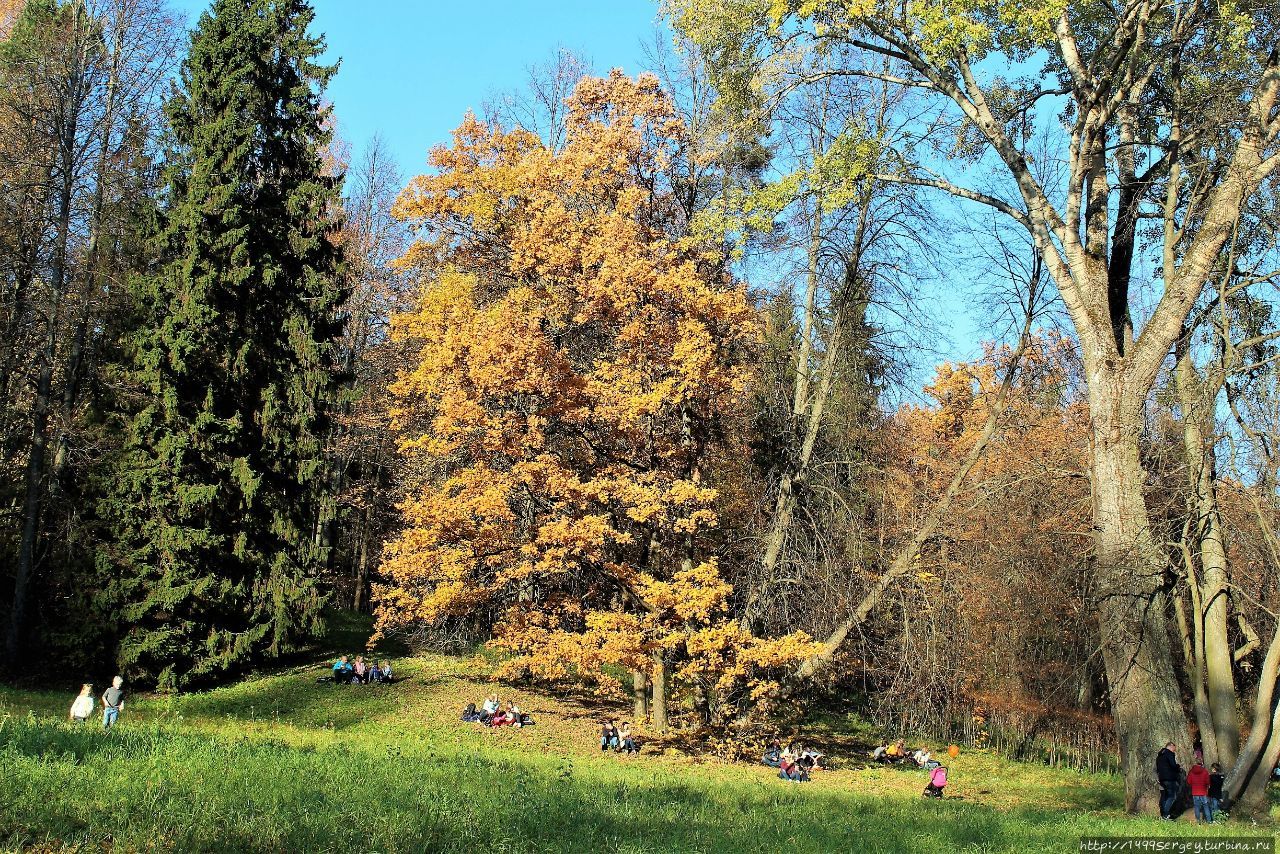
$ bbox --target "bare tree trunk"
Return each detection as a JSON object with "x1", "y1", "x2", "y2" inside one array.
[
  {"x1": 632, "y1": 669, "x2": 649, "y2": 722},
  {"x1": 1225, "y1": 490, "x2": 1280, "y2": 813},
  {"x1": 1089, "y1": 386, "x2": 1190, "y2": 813},
  {"x1": 5, "y1": 138, "x2": 74, "y2": 662},
  {"x1": 650, "y1": 651, "x2": 669, "y2": 733},
  {"x1": 351, "y1": 503, "x2": 374, "y2": 612},
  {"x1": 1174, "y1": 584, "x2": 1220, "y2": 765},
  {"x1": 1174, "y1": 347, "x2": 1240, "y2": 767}
]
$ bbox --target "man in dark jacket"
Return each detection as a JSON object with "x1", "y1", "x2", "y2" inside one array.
[{"x1": 1156, "y1": 742, "x2": 1182, "y2": 819}]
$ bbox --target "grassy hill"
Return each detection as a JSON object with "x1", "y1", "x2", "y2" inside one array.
[{"x1": 1, "y1": 640, "x2": 1274, "y2": 852}]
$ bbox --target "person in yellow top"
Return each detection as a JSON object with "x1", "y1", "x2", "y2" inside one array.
[{"x1": 885, "y1": 739, "x2": 907, "y2": 760}]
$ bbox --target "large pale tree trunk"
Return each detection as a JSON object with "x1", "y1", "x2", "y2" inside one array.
[{"x1": 1088, "y1": 385, "x2": 1190, "y2": 813}]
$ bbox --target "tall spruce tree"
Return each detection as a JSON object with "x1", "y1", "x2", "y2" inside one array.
[{"x1": 106, "y1": 0, "x2": 345, "y2": 689}]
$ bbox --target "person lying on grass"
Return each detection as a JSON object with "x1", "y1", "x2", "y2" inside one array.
[{"x1": 872, "y1": 739, "x2": 909, "y2": 763}]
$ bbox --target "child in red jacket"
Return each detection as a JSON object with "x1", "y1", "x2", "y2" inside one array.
[{"x1": 1187, "y1": 760, "x2": 1211, "y2": 823}]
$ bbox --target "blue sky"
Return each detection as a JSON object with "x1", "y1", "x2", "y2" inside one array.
[
  {"x1": 169, "y1": 0, "x2": 665, "y2": 173},
  {"x1": 165, "y1": 0, "x2": 988, "y2": 383}
]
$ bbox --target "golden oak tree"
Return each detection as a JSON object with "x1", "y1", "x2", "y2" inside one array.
[{"x1": 375, "y1": 71, "x2": 813, "y2": 730}]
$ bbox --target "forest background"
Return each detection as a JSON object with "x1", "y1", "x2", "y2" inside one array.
[{"x1": 4, "y1": 0, "x2": 1280, "y2": 819}]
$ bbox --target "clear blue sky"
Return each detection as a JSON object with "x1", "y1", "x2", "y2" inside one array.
[
  {"x1": 169, "y1": 0, "x2": 664, "y2": 173},
  {"x1": 166, "y1": 0, "x2": 987, "y2": 384}
]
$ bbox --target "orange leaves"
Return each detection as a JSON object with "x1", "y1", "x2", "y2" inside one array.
[
  {"x1": 637, "y1": 559, "x2": 734, "y2": 623},
  {"x1": 372, "y1": 68, "x2": 764, "y2": 694}
]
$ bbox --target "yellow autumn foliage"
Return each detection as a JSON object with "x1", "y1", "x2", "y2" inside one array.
[{"x1": 373, "y1": 71, "x2": 814, "y2": 723}]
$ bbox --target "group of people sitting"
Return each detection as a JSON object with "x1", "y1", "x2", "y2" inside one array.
[
  {"x1": 872, "y1": 739, "x2": 939, "y2": 769},
  {"x1": 600, "y1": 720, "x2": 639, "y2": 754},
  {"x1": 461, "y1": 695, "x2": 534, "y2": 728},
  {"x1": 331, "y1": 655, "x2": 393, "y2": 685},
  {"x1": 762, "y1": 742, "x2": 825, "y2": 782},
  {"x1": 872, "y1": 739, "x2": 949, "y2": 797}
]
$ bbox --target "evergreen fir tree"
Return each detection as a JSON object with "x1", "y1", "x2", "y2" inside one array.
[{"x1": 106, "y1": 0, "x2": 346, "y2": 689}]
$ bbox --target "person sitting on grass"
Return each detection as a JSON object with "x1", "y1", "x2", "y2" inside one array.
[
  {"x1": 911, "y1": 748, "x2": 932, "y2": 767},
  {"x1": 778, "y1": 747, "x2": 809, "y2": 782},
  {"x1": 380, "y1": 661, "x2": 393, "y2": 683},
  {"x1": 620, "y1": 722, "x2": 638, "y2": 754},
  {"x1": 922, "y1": 764, "x2": 947, "y2": 798},
  {"x1": 601, "y1": 721, "x2": 620, "y2": 750},
  {"x1": 762, "y1": 741, "x2": 782, "y2": 767},
  {"x1": 482, "y1": 695, "x2": 499, "y2": 716},
  {"x1": 461, "y1": 702, "x2": 480, "y2": 722},
  {"x1": 332, "y1": 655, "x2": 353, "y2": 684},
  {"x1": 69, "y1": 684, "x2": 94, "y2": 724},
  {"x1": 885, "y1": 739, "x2": 907, "y2": 763},
  {"x1": 353, "y1": 656, "x2": 368, "y2": 684},
  {"x1": 369, "y1": 660, "x2": 385, "y2": 683}
]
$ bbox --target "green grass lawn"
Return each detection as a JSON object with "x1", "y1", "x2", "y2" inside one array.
[{"x1": 1, "y1": 647, "x2": 1275, "y2": 853}]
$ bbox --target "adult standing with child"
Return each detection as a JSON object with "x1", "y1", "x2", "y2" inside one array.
[{"x1": 1155, "y1": 742, "x2": 1182, "y2": 820}]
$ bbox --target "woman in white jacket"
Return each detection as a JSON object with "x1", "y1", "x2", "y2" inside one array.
[{"x1": 69, "y1": 683, "x2": 94, "y2": 723}]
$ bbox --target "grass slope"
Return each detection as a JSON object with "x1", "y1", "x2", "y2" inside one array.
[{"x1": 1, "y1": 649, "x2": 1275, "y2": 853}]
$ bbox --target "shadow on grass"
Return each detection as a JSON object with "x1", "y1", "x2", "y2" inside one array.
[
  {"x1": 2, "y1": 715, "x2": 1261, "y2": 854},
  {"x1": 175, "y1": 667, "x2": 448, "y2": 732}
]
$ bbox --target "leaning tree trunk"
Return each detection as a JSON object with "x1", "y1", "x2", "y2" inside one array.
[
  {"x1": 1089, "y1": 386, "x2": 1190, "y2": 813},
  {"x1": 1174, "y1": 348, "x2": 1240, "y2": 767},
  {"x1": 1190, "y1": 443, "x2": 1239, "y2": 766},
  {"x1": 1225, "y1": 492, "x2": 1280, "y2": 818}
]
